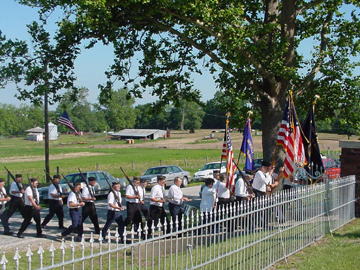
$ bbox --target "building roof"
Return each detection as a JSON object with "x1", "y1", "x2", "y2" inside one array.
[
  {"x1": 25, "y1": 127, "x2": 45, "y2": 133},
  {"x1": 112, "y1": 129, "x2": 165, "y2": 137},
  {"x1": 27, "y1": 133, "x2": 43, "y2": 136}
]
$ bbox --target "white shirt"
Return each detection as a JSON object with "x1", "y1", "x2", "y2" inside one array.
[
  {"x1": 235, "y1": 177, "x2": 249, "y2": 197},
  {"x1": 82, "y1": 185, "x2": 95, "y2": 202},
  {"x1": 217, "y1": 182, "x2": 230, "y2": 199},
  {"x1": 48, "y1": 184, "x2": 63, "y2": 200},
  {"x1": 10, "y1": 182, "x2": 23, "y2": 198},
  {"x1": 200, "y1": 186, "x2": 217, "y2": 212},
  {"x1": 67, "y1": 191, "x2": 81, "y2": 209},
  {"x1": 107, "y1": 191, "x2": 122, "y2": 211},
  {"x1": 0, "y1": 187, "x2": 7, "y2": 205},
  {"x1": 24, "y1": 186, "x2": 39, "y2": 206},
  {"x1": 252, "y1": 170, "x2": 272, "y2": 192},
  {"x1": 138, "y1": 186, "x2": 146, "y2": 201},
  {"x1": 149, "y1": 184, "x2": 166, "y2": 207},
  {"x1": 125, "y1": 185, "x2": 140, "y2": 203},
  {"x1": 168, "y1": 184, "x2": 183, "y2": 205}
]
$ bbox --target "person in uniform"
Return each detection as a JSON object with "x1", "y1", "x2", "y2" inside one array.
[
  {"x1": 42, "y1": 175, "x2": 66, "y2": 229},
  {"x1": 124, "y1": 177, "x2": 142, "y2": 233},
  {"x1": 0, "y1": 178, "x2": 12, "y2": 235},
  {"x1": 216, "y1": 174, "x2": 230, "y2": 217},
  {"x1": 17, "y1": 178, "x2": 46, "y2": 238},
  {"x1": 81, "y1": 176, "x2": 100, "y2": 234},
  {"x1": 235, "y1": 174, "x2": 254, "y2": 203},
  {"x1": 102, "y1": 182, "x2": 125, "y2": 242},
  {"x1": 138, "y1": 179, "x2": 149, "y2": 222},
  {"x1": 252, "y1": 161, "x2": 275, "y2": 197},
  {"x1": 199, "y1": 178, "x2": 218, "y2": 232},
  {"x1": 6, "y1": 174, "x2": 25, "y2": 222},
  {"x1": 199, "y1": 169, "x2": 220, "y2": 198},
  {"x1": 149, "y1": 176, "x2": 170, "y2": 234},
  {"x1": 61, "y1": 182, "x2": 85, "y2": 241},
  {"x1": 168, "y1": 177, "x2": 190, "y2": 231}
]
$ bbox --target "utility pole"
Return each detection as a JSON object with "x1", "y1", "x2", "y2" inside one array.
[{"x1": 44, "y1": 62, "x2": 50, "y2": 183}]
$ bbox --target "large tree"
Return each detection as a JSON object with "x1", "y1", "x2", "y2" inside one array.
[{"x1": 12, "y1": 0, "x2": 360, "y2": 160}]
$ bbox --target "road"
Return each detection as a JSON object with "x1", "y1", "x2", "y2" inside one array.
[{"x1": 0, "y1": 184, "x2": 202, "y2": 252}]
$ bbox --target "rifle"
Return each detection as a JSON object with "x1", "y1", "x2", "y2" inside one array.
[
  {"x1": 120, "y1": 167, "x2": 139, "y2": 196},
  {"x1": 103, "y1": 173, "x2": 123, "y2": 208},
  {"x1": 61, "y1": 174, "x2": 82, "y2": 203},
  {"x1": 43, "y1": 170, "x2": 62, "y2": 196},
  {"x1": 78, "y1": 168, "x2": 95, "y2": 199},
  {"x1": 26, "y1": 174, "x2": 38, "y2": 205},
  {"x1": 233, "y1": 162, "x2": 255, "y2": 196},
  {"x1": 4, "y1": 166, "x2": 23, "y2": 192}
]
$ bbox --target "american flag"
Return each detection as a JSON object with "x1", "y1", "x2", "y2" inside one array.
[
  {"x1": 277, "y1": 99, "x2": 306, "y2": 178},
  {"x1": 58, "y1": 111, "x2": 79, "y2": 135},
  {"x1": 222, "y1": 126, "x2": 237, "y2": 193}
]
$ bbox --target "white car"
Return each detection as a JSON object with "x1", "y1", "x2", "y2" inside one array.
[{"x1": 193, "y1": 162, "x2": 226, "y2": 181}]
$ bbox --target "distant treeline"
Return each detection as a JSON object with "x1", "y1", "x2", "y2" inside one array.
[{"x1": 1, "y1": 88, "x2": 359, "y2": 137}]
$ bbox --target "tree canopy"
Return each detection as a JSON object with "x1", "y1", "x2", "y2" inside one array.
[{"x1": 4, "y1": 0, "x2": 360, "y2": 160}]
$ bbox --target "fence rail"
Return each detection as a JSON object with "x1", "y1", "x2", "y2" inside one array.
[{"x1": 0, "y1": 175, "x2": 355, "y2": 270}]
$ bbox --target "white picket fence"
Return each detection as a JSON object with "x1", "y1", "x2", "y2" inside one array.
[{"x1": 0, "y1": 175, "x2": 355, "y2": 270}]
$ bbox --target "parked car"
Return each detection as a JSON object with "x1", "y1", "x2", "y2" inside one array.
[
  {"x1": 38, "y1": 171, "x2": 127, "y2": 202},
  {"x1": 140, "y1": 165, "x2": 191, "y2": 188},
  {"x1": 193, "y1": 162, "x2": 226, "y2": 182}
]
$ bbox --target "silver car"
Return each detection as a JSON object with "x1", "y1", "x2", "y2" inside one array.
[
  {"x1": 38, "y1": 171, "x2": 127, "y2": 202},
  {"x1": 140, "y1": 165, "x2": 191, "y2": 188}
]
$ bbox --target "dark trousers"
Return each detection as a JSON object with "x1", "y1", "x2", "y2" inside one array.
[
  {"x1": 62, "y1": 208, "x2": 83, "y2": 238},
  {"x1": 124, "y1": 202, "x2": 142, "y2": 231},
  {"x1": 0, "y1": 204, "x2": 11, "y2": 232},
  {"x1": 149, "y1": 205, "x2": 170, "y2": 234},
  {"x1": 169, "y1": 203, "x2": 183, "y2": 231},
  {"x1": 82, "y1": 202, "x2": 100, "y2": 233},
  {"x1": 102, "y1": 210, "x2": 125, "y2": 240},
  {"x1": 235, "y1": 196, "x2": 252, "y2": 230},
  {"x1": 7, "y1": 196, "x2": 25, "y2": 218},
  {"x1": 140, "y1": 203, "x2": 150, "y2": 221},
  {"x1": 217, "y1": 198, "x2": 230, "y2": 221},
  {"x1": 42, "y1": 200, "x2": 64, "y2": 227},
  {"x1": 253, "y1": 189, "x2": 269, "y2": 229},
  {"x1": 18, "y1": 205, "x2": 42, "y2": 235},
  {"x1": 253, "y1": 189, "x2": 266, "y2": 197}
]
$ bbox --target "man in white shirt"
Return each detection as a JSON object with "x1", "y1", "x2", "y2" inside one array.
[
  {"x1": 149, "y1": 176, "x2": 170, "y2": 234},
  {"x1": 81, "y1": 176, "x2": 100, "y2": 234},
  {"x1": 252, "y1": 161, "x2": 275, "y2": 197},
  {"x1": 42, "y1": 175, "x2": 66, "y2": 229},
  {"x1": 138, "y1": 179, "x2": 149, "y2": 222},
  {"x1": 7, "y1": 174, "x2": 25, "y2": 220},
  {"x1": 235, "y1": 174, "x2": 254, "y2": 203},
  {"x1": 168, "y1": 177, "x2": 190, "y2": 231},
  {"x1": 0, "y1": 178, "x2": 12, "y2": 235},
  {"x1": 102, "y1": 182, "x2": 125, "y2": 242},
  {"x1": 17, "y1": 178, "x2": 45, "y2": 238},
  {"x1": 61, "y1": 183, "x2": 85, "y2": 242},
  {"x1": 124, "y1": 177, "x2": 142, "y2": 233}
]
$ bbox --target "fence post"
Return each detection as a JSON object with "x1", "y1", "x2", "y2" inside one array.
[
  {"x1": 206, "y1": 156, "x2": 209, "y2": 164},
  {"x1": 324, "y1": 178, "x2": 333, "y2": 235},
  {"x1": 184, "y1": 158, "x2": 187, "y2": 168},
  {"x1": 56, "y1": 166, "x2": 60, "y2": 176},
  {"x1": 160, "y1": 160, "x2": 162, "y2": 166},
  {"x1": 132, "y1": 161, "x2": 135, "y2": 171},
  {"x1": 96, "y1": 163, "x2": 99, "y2": 170}
]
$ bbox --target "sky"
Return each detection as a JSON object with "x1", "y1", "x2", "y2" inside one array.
[
  {"x1": 1, "y1": 1, "x2": 359, "y2": 109},
  {"x1": 0, "y1": 0, "x2": 217, "y2": 108}
]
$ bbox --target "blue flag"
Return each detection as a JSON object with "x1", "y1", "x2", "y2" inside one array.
[{"x1": 240, "y1": 118, "x2": 255, "y2": 171}]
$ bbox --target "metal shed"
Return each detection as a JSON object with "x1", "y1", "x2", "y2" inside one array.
[{"x1": 111, "y1": 129, "x2": 167, "y2": 140}]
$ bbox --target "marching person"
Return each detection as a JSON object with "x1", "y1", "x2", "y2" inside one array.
[
  {"x1": 6, "y1": 174, "x2": 25, "y2": 222},
  {"x1": 216, "y1": 174, "x2": 230, "y2": 211},
  {"x1": 199, "y1": 178, "x2": 218, "y2": 232},
  {"x1": 149, "y1": 176, "x2": 170, "y2": 234},
  {"x1": 0, "y1": 178, "x2": 12, "y2": 235},
  {"x1": 235, "y1": 174, "x2": 254, "y2": 203},
  {"x1": 252, "y1": 161, "x2": 275, "y2": 197},
  {"x1": 102, "y1": 182, "x2": 125, "y2": 243},
  {"x1": 17, "y1": 178, "x2": 46, "y2": 238},
  {"x1": 124, "y1": 177, "x2": 142, "y2": 233},
  {"x1": 138, "y1": 179, "x2": 149, "y2": 222},
  {"x1": 61, "y1": 182, "x2": 85, "y2": 241},
  {"x1": 81, "y1": 176, "x2": 100, "y2": 234},
  {"x1": 168, "y1": 177, "x2": 190, "y2": 231},
  {"x1": 42, "y1": 175, "x2": 66, "y2": 229}
]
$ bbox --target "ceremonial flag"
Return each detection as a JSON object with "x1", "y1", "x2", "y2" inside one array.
[
  {"x1": 58, "y1": 111, "x2": 79, "y2": 135},
  {"x1": 276, "y1": 97, "x2": 306, "y2": 178},
  {"x1": 240, "y1": 118, "x2": 255, "y2": 171},
  {"x1": 223, "y1": 126, "x2": 237, "y2": 193},
  {"x1": 301, "y1": 104, "x2": 324, "y2": 177}
]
